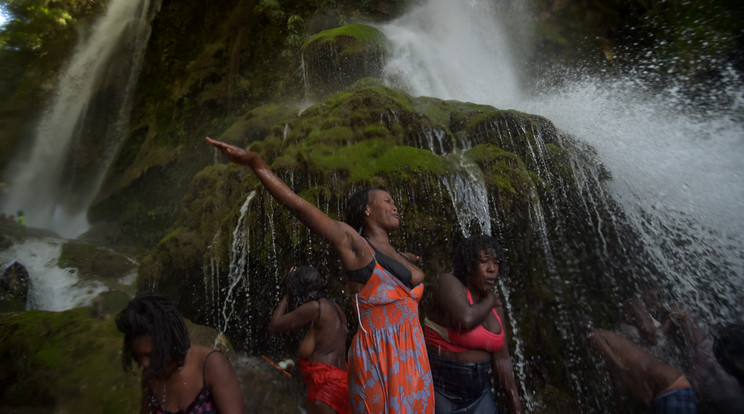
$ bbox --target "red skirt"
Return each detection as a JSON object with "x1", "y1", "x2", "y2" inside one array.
[{"x1": 300, "y1": 359, "x2": 350, "y2": 414}]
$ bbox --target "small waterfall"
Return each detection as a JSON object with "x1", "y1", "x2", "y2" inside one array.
[
  {"x1": 1, "y1": 0, "x2": 160, "y2": 238},
  {"x1": 210, "y1": 191, "x2": 256, "y2": 347},
  {"x1": 442, "y1": 153, "x2": 491, "y2": 237}
]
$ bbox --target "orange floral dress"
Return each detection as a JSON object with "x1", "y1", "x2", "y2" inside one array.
[{"x1": 347, "y1": 247, "x2": 434, "y2": 413}]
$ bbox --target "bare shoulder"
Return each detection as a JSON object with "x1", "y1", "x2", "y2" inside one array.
[
  {"x1": 192, "y1": 346, "x2": 229, "y2": 368},
  {"x1": 436, "y1": 272, "x2": 462, "y2": 289}
]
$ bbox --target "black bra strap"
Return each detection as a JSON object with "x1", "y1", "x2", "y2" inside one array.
[{"x1": 203, "y1": 350, "x2": 220, "y2": 385}]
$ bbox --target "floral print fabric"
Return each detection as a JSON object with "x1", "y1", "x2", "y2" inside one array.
[{"x1": 348, "y1": 255, "x2": 434, "y2": 413}]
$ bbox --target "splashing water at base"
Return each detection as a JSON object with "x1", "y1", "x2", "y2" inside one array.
[{"x1": 0, "y1": 238, "x2": 108, "y2": 311}]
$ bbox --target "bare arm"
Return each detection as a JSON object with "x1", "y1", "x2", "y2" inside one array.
[
  {"x1": 432, "y1": 273, "x2": 498, "y2": 331},
  {"x1": 269, "y1": 296, "x2": 319, "y2": 335},
  {"x1": 206, "y1": 137, "x2": 366, "y2": 269},
  {"x1": 491, "y1": 306, "x2": 523, "y2": 413},
  {"x1": 205, "y1": 351, "x2": 246, "y2": 414}
]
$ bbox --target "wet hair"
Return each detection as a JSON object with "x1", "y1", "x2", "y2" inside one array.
[
  {"x1": 714, "y1": 322, "x2": 744, "y2": 384},
  {"x1": 344, "y1": 187, "x2": 377, "y2": 234},
  {"x1": 452, "y1": 234, "x2": 505, "y2": 285},
  {"x1": 286, "y1": 266, "x2": 326, "y2": 311},
  {"x1": 115, "y1": 293, "x2": 191, "y2": 375}
]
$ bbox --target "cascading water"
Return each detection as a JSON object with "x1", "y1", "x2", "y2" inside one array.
[
  {"x1": 379, "y1": 0, "x2": 743, "y2": 409},
  {"x1": 207, "y1": 191, "x2": 256, "y2": 347},
  {"x1": 441, "y1": 153, "x2": 492, "y2": 238},
  {"x1": 0, "y1": 239, "x2": 110, "y2": 310},
  {"x1": 0, "y1": 0, "x2": 160, "y2": 238},
  {"x1": 380, "y1": 0, "x2": 743, "y2": 326}
]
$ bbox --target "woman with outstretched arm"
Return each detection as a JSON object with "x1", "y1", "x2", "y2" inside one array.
[{"x1": 206, "y1": 137, "x2": 434, "y2": 413}]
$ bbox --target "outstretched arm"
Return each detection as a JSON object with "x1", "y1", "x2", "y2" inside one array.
[
  {"x1": 492, "y1": 306, "x2": 523, "y2": 414},
  {"x1": 206, "y1": 137, "x2": 366, "y2": 269}
]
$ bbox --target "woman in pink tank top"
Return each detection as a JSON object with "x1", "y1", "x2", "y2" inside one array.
[{"x1": 424, "y1": 235, "x2": 523, "y2": 413}]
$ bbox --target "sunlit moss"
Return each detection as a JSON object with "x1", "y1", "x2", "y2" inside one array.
[{"x1": 302, "y1": 23, "x2": 389, "y2": 52}]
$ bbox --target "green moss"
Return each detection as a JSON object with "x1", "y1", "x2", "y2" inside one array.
[
  {"x1": 411, "y1": 97, "x2": 453, "y2": 128},
  {"x1": 58, "y1": 241, "x2": 136, "y2": 281},
  {"x1": 465, "y1": 144, "x2": 533, "y2": 195},
  {"x1": 302, "y1": 23, "x2": 389, "y2": 52},
  {"x1": 0, "y1": 308, "x2": 140, "y2": 412},
  {"x1": 307, "y1": 125, "x2": 355, "y2": 144},
  {"x1": 298, "y1": 139, "x2": 447, "y2": 183}
]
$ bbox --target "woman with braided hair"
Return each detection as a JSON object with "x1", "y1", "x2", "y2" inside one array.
[{"x1": 116, "y1": 294, "x2": 245, "y2": 414}]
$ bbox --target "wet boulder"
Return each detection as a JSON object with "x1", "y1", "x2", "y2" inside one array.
[
  {"x1": 0, "y1": 260, "x2": 31, "y2": 312},
  {"x1": 302, "y1": 24, "x2": 390, "y2": 100}
]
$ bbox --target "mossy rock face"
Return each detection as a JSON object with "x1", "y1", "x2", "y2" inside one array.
[
  {"x1": 58, "y1": 240, "x2": 137, "y2": 282},
  {"x1": 0, "y1": 307, "x2": 297, "y2": 413},
  {"x1": 0, "y1": 308, "x2": 141, "y2": 412},
  {"x1": 302, "y1": 24, "x2": 391, "y2": 100},
  {"x1": 217, "y1": 104, "x2": 301, "y2": 149}
]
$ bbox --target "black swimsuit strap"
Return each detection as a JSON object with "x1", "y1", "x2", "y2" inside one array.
[
  {"x1": 365, "y1": 239, "x2": 413, "y2": 287},
  {"x1": 203, "y1": 350, "x2": 220, "y2": 386},
  {"x1": 325, "y1": 298, "x2": 344, "y2": 323}
]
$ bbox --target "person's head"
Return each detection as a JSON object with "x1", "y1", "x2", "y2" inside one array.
[
  {"x1": 345, "y1": 187, "x2": 399, "y2": 234},
  {"x1": 115, "y1": 293, "x2": 191, "y2": 376},
  {"x1": 452, "y1": 235, "x2": 505, "y2": 290},
  {"x1": 714, "y1": 322, "x2": 744, "y2": 384},
  {"x1": 286, "y1": 266, "x2": 325, "y2": 310}
]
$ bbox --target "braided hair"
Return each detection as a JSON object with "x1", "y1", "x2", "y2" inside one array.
[
  {"x1": 452, "y1": 235, "x2": 505, "y2": 286},
  {"x1": 344, "y1": 187, "x2": 377, "y2": 234},
  {"x1": 116, "y1": 294, "x2": 191, "y2": 375},
  {"x1": 286, "y1": 266, "x2": 326, "y2": 311}
]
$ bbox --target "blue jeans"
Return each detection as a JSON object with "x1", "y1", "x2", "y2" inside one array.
[
  {"x1": 429, "y1": 351, "x2": 498, "y2": 413},
  {"x1": 649, "y1": 388, "x2": 697, "y2": 414}
]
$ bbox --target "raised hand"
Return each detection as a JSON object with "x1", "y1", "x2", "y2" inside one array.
[{"x1": 205, "y1": 136, "x2": 257, "y2": 165}]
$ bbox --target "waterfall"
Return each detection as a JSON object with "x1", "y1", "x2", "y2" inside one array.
[
  {"x1": 380, "y1": 0, "x2": 743, "y2": 324},
  {"x1": 380, "y1": 0, "x2": 743, "y2": 409},
  {"x1": 1, "y1": 0, "x2": 160, "y2": 238}
]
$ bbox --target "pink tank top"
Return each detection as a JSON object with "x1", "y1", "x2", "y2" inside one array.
[{"x1": 424, "y1": 289, "x2": 505, "y2": 353}]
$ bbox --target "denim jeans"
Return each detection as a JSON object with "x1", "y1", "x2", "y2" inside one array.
[{"x1": 428, "y1": 351, "x2": 498, "y2": 413}]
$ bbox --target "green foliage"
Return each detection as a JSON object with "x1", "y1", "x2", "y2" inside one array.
[
  {"x1": 0, "y1": 0, "x2": 105, "y2": 174},
  {"x1": 0, "y1": 0, "x2": 103, "y2": 50}
]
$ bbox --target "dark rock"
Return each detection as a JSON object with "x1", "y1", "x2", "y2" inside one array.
[{"x1": 0, "y1": 260, "x2": 31, "y2": 312}]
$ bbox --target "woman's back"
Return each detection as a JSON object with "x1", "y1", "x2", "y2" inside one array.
[{"x1": 299, "y1": 298, "x2": 347, "y2": 370}]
